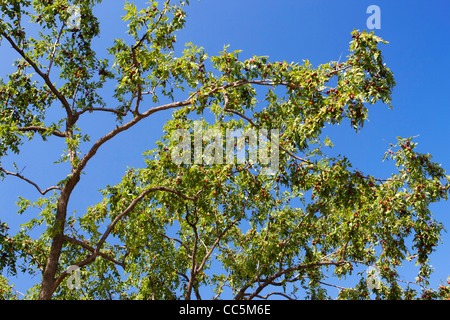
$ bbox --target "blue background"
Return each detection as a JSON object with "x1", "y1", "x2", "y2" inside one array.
[{"x1": 1, "y1": 0, "x2": 449, "y2": 298}]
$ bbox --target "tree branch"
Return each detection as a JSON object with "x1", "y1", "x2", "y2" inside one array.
[
  {"x1": 75, "y1": 98, "x2": 192, "y2": 178},
  {"x1": 234, "y1": 260, "x2": 348, "y2": 300},
  {"x1": 16, "y1": 126, "x2": 67, "y2": 138},
  {"x1": 74, "y1": 78, "x2": 280, "y2": 181},
  {"x1": 46, "y1": 24, "x2": 65, "y2": 77},
  {"x1": 130, "y1": 46, "x2": 143, "y2": 116},
  {"x1": 132, "y1": 0, "x2": 172, "y2": 51},
  {"x1": 245, "y1": 292, "x2": 295, "y2": 300},
  {"x1": 97, "y1": 186, "x2": 197, "y2": 253},
  {"x1": 185, "y1": 204, "x2": 199, "y2": 300},
  {"x1": 1, "y1": 32, "x2": 73, "y2": 121},
  {"x1": 62, "y1": 235, "x2": 125, "y2": 268},
  {"x1": 74, "y1": 107, "x2": 128, "y2": 118},
  {"x1": 316, "y1": 280, "x2": 349, "y2": 291},
  {"x1": 198, "y1": 219, "x2": 237, "y2": 273},
  {"x1": 0, "y1": 167, "x2": 61, "y2": 195}
]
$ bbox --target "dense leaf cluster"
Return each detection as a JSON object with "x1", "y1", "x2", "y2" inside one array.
[{"x1": 0, "y1": 0, "x2": 449, "y2": 300}]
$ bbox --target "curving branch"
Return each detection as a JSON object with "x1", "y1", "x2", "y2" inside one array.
[
  {"x1": 74, "y1": 98, "x2": 192, "y2": 178},
  {"x1": 245, "y1": 292, "x2": 295, "y2": 300},
  {"x1": 73, "y1": 78, "x2": 287, "y2": 182},
  {"x1": 74, "y1": 107, "x2": 128, "y2": 118},
  {"x1": 62, "y1": 235, "x2": 125, "y2": 268},
  {"x1": 1, "y1": 32, "x2": 73, "y2": 121},
  {"x1": 234, "y1": 259, "x2": 349, "y2": 300},
  {"x1": 96, "y1": 186, "x2": 197, "y2": 253},
  {"x1": 185, "y1": 204, "x2": 199, "y2": 300},
  {"x1": 0, "y1": 167, "x2": 61, "y2": 195}
]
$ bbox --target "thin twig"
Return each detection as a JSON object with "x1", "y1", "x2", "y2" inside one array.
[
  {"x1": 63, "y1": 235, "x2": 125, "y2": 268},
  {"x1": 185, "y1": 203, "x2": 199, "y2": 300},
  {"x1": 245, "y1": 292, "x2": 295, "y2": 300},
  {"x1": 47, "y1": 24, "x2": 65, "y2": 76},
  {"x1": 132, "y1": 0, "x2": 172, "y2": 51},
  {"x1": 235, "y1": 259, "x2": 348, "y2": 300},
  {"x1": 317, "y1": 280, "x2": 349, "y2": 291},
  {"x1": 0, "y1": 167, "x2": 61, "y2": 195}
]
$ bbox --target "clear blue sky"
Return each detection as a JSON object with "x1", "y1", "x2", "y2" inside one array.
[{"x1": 1, "y1": 0, "x2": 450, "y2": 298}]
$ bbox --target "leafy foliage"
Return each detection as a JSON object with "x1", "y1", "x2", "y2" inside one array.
[{"x1": 0, "y1": 0, "x2": 449, "y2": 300}]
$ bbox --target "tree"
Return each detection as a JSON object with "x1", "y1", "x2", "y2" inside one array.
[{"x1": 0, "y1": 0, "x2": 449, "y2": 300}]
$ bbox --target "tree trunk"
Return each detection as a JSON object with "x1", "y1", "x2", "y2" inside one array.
[{"x1": 38, "y1": 175, "x2": 79, "y2": 300}]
